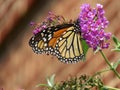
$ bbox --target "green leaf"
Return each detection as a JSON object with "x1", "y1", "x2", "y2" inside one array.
[
  {"x1": 113, "y1": 60, "x2": 120, "y2": 69},
  {"x1": 111, "y1": 48, "x2": 120, "y2": 52},
  {"x1": 35, "y1": 84, "x2": 49, "y2": 88},
  {"x1": 112, "y1": 35, "x2": 120, "y2": 45},
  {"x1": 47, "y1": 74, "x2": 55, "y2": 87},
  {"x1": 81, "y1": 39, "x2": 89, "y2": 57},
  {"x1": 100, "y1": 86, "x2": 120, "y2": 90},
  {"x1": 112, "y1": 36, "x2": 120, "y2": 52},
  {"x1": 35, "y1": 74, "x2": 56, "y2": 88}
]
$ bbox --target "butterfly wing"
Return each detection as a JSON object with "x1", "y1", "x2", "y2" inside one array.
[
  {"x1": 29, "y1": 22, "x2": 84, "y2": 63},
  {"x1": 54, "y1": 25, "x2": 84, "y2": 63},
  {"x1": 29, "y1": 24, "x2": 73, "y2": 54},
  {"x1": 29, "y1": 33, "x2": 46, "y2": 54}
]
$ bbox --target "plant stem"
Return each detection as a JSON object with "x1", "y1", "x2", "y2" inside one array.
[
  {"x1": 93, "y1": 68, "x2": 110, "y2": 77},
  {"x1": 99, "y1": 50, "x2": 120, "y2": 79},
  {"x1": 100, "y1": 85, "x2": 120, "y2": 90}
]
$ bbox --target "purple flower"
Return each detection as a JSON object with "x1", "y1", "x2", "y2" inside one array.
[
  {"x1": 30, "y1": 21, "x2": 35, "y2": 26},
  {"x1": 30, "y1": 12, "x2": 66, "y2": 35},
  {"x1": 79, "y1": 4, "x2": 111, "y2": 51}
]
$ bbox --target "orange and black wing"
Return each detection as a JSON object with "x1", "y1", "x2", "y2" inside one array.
[
  {"x1": 29, "y1": 24, "x2": 73, "y2": 54},
  {"x1": 54, "y1": 24, "x2": 84, "y2": 63},
  {"x1": 29, "y1": 23, "x2": 84, "y2": 63},
  {"x1": 29, "y1": 33, "x2": 46, "y2": 54}
]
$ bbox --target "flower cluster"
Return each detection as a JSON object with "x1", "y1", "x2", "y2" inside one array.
[
  {"x1": 79, "y1": 4, "x2": 111, "y2": 51},
  {"x1": 30, "y1": 12, "x2": 65, "y2": 35}
]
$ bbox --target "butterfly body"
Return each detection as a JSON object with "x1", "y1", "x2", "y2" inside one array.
[{"x1": 29, "y1": 21, "x2": 84, "y2": 63}]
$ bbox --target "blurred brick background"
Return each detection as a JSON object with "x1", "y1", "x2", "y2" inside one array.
[{"x1": 0, "y1": 0, "x2": 120, "y2": 90}]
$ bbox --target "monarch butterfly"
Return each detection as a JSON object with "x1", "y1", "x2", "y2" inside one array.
[{"x1": 29, "y1": 19, "x2": 84, "y2": 63}]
